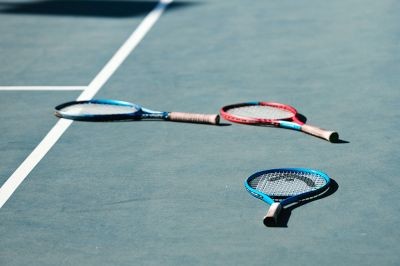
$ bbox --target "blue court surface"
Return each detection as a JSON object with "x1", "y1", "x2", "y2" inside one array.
[{"x1": 1, "y1": 0, "x2": 399, "y2": 265}]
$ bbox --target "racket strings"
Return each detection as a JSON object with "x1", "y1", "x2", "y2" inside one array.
[
  {"x1": 227, "y1": 105, "x2": 294, "y2": 120},
  {"x1": 60, "y1": 103, "x2": 138, "y2": 115},
  {"x1": 249, "y1": 171, "x2": 327, "y2": 197}
]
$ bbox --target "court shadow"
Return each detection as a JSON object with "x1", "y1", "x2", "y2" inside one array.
[
  {"x1": 218, "y1": 123, "x2": 232, "y2": 126},
  {"x1": 63, "y1": 118, "x2": 230, "y2": 126},
  {"x1": 267, "y1": 179, "x2": 339, "y2": 228},
  {"x1": 296, "y1": 113, "x2": 307, "y2": 124},
  {"x1": 0, "y1": 0, "x2": 195, "y2": 18},
  {"x1": 335, "y1": 139, "x2": 350, "y2": 144}
]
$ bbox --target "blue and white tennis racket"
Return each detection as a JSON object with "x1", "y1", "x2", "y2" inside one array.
[
  {"x1": 55, "y1": 99, "x2": 220, "y2": 125},
  {"x1": 245, "y1": 168, "x2": 331, "y2": 226}
]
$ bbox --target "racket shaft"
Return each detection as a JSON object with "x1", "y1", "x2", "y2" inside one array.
[
  {"x1": 263, "y1": 202, "x2": 282, "y2": 226},
  {"x1": 168, "y1": 112, "x2": 220, "y2": 125}
]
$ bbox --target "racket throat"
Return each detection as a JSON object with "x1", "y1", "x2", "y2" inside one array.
[
  {"x1": 278, "y1": 121, "x2": 302, "y2": 130},
  {"x1": 141, "y1": 111, "x2": 167, "y2": 120}
]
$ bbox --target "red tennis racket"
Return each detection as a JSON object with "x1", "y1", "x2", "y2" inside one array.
[{"x1": 220, "y1": 102, "x2": 338, "y2": 142}]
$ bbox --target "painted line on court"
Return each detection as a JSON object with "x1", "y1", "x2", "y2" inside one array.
[
  {"x1": 0, "y1": 86, "x2": 87, "y2": 91},
  {"x1": 0, "y1": 0, "x2": 173, "y2": 208},
  {"x1": 79, "y1": 0, "x2": 173, "y2": 100}
]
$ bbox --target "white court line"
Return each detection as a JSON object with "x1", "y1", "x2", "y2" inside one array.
[
  {"x1": 79, "y1": 0, "x2": 173, "y2": 100},
  {"x1": 0, "y1": 86, "x2": 86, "y2": 91},
  {"x1": 0, "y1": 0, "x2": 173, "y2": 208}
]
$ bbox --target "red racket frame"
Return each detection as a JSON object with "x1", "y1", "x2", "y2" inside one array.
[{"x1": 220, "y1": 101, "x2": 303, "y2": 126}]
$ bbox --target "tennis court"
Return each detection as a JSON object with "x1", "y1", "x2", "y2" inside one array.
[{"x1": 1, "y1": 0, "x2": 399, "y2": 265}]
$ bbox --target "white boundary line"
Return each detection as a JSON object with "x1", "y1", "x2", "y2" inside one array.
[
  {"x1": 0, "y1": 86, "x2": 86, "y2": 91},
  {"x1": 0, "y1": 0, "x2": 173, "y2": 208}
]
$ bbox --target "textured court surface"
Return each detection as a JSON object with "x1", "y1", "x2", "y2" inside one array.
[{"x1": 1, "y1": 0, "x2": 399, "y2": 265}]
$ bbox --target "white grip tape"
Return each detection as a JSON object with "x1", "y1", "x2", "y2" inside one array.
[
  {"x1": 301, "y1": 124, "x2": 339, "y2": 142},
  {"x1": 169, "y1": 112, "x2": 220, "y2": 125},
  {"x1": 263, "y1": 202, "x2": 282, "y2": 226}
]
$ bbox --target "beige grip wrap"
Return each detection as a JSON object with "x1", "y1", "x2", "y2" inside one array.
[
  {"x1": 263, "y1": 202, "x2": 282, "y2": 226},
  {"x1": 301, "y1": 124, "x2": 339, "y2": 142},
  {"x1": 169, "y1": 112, "x2": 220, "y2": 125}
]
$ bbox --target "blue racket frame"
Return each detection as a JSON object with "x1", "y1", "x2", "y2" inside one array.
[
  {"x1": 245, "y1": 168, "x2": 331, "y2": 207},
  {"x1": 55, "y1": 99, "x2": 167, "y2": 121}
]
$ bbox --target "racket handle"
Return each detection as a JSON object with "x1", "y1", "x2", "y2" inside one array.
[
  {"x1": 263, "y1": 202, "x2": 282, "y2": 226},
  {"x1": 169, "y1": 112, "x2": 220, "y2": 125},
  {"x1": 301, "y1": 124, "x2": 339, "y2": 142}
]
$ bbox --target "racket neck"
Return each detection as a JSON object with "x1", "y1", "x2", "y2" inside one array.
[
  {"x1": 140, "y1": 111, "x2": 167, "y2": 120},
  {"x1": 278, "y1": 121, "x2": 302, "y2": 130}
]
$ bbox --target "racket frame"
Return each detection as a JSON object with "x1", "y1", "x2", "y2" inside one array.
[
  {"x1": 55, "y1": 99, "x2": 165, "y2": 121},
  {"x1": 245, "y1": 168, "x2": 331, "y2": 226}
]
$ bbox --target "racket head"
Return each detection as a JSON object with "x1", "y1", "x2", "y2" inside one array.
[
  {"x1": 220, "y1": 102, "x2": 299, "y2": 125},
  {"x1": 245, "y1": 168, "x2": 331, "y2": 206},
  {"x1": 54, "y1": 99, "x2": 144, "y2": 121}
]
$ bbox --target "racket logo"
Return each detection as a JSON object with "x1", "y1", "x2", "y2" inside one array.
[{"x1": 267, "y1": 173, "x2": 317, "y2": 188}]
